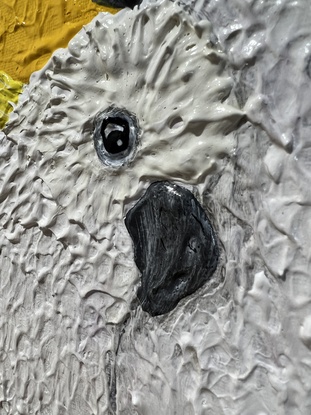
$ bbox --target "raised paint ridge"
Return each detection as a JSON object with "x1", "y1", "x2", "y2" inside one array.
[{"x1": 1, "y1": 0, "x2": 311, "y2": 414}]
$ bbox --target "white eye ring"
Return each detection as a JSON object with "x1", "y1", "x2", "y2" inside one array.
[{"x1": 93, "y1": 106, "x2": 140, "y2": 168}]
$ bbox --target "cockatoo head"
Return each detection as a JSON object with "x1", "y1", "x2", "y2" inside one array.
[
  {"x1": 3, "y1": 0, "x2": 243, "y2": 319},
  {"x1": 1, "y1": 0, "x2": 281, "y2": 413}
]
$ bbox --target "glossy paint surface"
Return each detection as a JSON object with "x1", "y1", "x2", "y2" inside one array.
[
  {"x1": 125, "y1": 181, "x2": 219, "y2": 316},
  {"x1": 1, "y1": 0, "x2": 311, "y2": 414}
]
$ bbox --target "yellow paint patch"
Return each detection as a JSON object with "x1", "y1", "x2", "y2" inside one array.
[
  {"x1": 0, "y1": 71, "x2": 24, "y2": 129},
  {"x1": 0, "y1": 0, "x2": 118, "y2": 84}
]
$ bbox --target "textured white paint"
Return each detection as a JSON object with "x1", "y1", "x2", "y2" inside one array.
[{"x1": 1, "y1": 0, "x2": 311, "y2": 414}]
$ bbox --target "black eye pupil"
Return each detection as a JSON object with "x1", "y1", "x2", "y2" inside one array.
[
  {"x1": 101, "y1": 117, "x2": 129, "y2": 154},
  {"x1": 93, "y1": 106, "x2": 139, "y2": 168}
]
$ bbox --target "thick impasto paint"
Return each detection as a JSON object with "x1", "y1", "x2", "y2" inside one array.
[
  {"x1": 1, "y1": 0, "x2": 311, "y2": 414},
  {"x1": 125, "y1": 181, "x2": 219, "y2": 316}
]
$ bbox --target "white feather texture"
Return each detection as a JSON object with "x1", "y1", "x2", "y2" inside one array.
[
  {"x1": 0, "y1": 1, "x2": 244, "y2": 413},
  {"x1": 1, "y1": 0, "x2": 311, "y2": 414}
]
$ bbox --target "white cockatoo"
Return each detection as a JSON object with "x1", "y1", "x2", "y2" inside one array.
[{"x1": 1, "y1": 0, "x2": 311, "y2": 414}]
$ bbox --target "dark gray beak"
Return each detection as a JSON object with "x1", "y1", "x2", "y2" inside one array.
[{"x1": 125, "y1": 181, "x2": 219, "y2": 316}]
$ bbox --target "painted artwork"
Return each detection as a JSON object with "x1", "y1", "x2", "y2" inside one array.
[{"x1": 1, "y1": 0, "x2": 311, "y2": 414}]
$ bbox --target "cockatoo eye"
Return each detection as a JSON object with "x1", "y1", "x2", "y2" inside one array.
[{"x1": 93, "y1": 106, "x2": 140, "y2": 167}]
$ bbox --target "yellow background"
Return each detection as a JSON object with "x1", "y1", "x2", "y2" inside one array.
[
  {"x1": 0, "y1": 0, "x2": 117, "y2": 83},
  {"x1": 0, "y1": 0, "x2": 118, "y2": 127}
]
